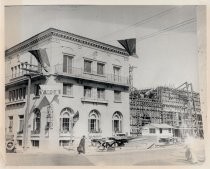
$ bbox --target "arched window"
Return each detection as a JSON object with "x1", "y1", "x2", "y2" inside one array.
[
  {"x1": 88, "y1": 110, "x2": 100, "y2": 133},
  {"x1": 112, "y1": 111, "x2": 123, "y2": 133},
  {"x1": 60, "y1": 108, "x2": 74, "y2": 132},
  {"x1": 33, "y1": 108, "x2": 41, "y2": 132}
]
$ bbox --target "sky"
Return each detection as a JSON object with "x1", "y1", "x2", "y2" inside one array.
[{"x1": 5, "y1": 5, "x2": 200, "y2": 91}]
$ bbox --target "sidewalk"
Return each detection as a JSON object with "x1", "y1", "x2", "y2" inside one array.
[
  {"x1": 85, "y1": 143, "x2": 184, "y2": 156},
  {"x1": 6, "y1": 143, "x2": 205, "y2": 166}
]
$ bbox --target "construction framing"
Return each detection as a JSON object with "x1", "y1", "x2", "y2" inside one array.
[{"x1": 130, "y1": 82, "x2": 203, "y2": 138}]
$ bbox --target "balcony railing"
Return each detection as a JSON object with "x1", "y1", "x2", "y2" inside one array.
[
  {"x1": 5, "y1": 63, "x2": 43, "y2": 84},
  {"x1": 17, "y1": 130, "x2": 23, "y2": 137},
  {"x1": 88, "y1": 130, "x2": 102, "y2": 139},
  {"x1": 59, "y1": 130, "x2": 72, "y2": 137},
  {"x1": 55, "y1": 64, "x2": 129, "y2": 86},
  {"x1": 31, "y1": 129, "x2": 40, "y2": 137},
  {"x1": 81, "y1": 97, "x2": 108, "y2": 104},
  {"x1": 6, "y1": 98, "x2": 26, "y2": 106}
]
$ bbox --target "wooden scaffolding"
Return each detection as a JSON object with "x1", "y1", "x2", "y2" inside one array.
[{"x1": 130, "y1": 83, "x2": 203, "y2": 138}]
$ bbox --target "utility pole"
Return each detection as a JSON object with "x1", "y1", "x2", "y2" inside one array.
[
  {"x1": 129, "y1": 65, "x2": 137, "y2": 92},
  {"x1": 171, "y1": 82, "x2": 197, "y2": 138},
  {"x1": 21, "y1": 63, "x2": 42, "y2": 151},
  {"x1": 23, "y1": 74, "x2": 31, "y2": 150},
  {"x1": 189, "y1": 83, "x2": 197, "y2": 137}
]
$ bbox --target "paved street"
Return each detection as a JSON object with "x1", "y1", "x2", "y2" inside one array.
[
  {"x1": 5, "y1": 144, "x2": 205, "y2": 166},
  {"x1": 6, "y1": 153, "x2": 93, "y2": 166}
]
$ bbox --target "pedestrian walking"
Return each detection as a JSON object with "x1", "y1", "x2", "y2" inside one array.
[
  {"x1": 77, "y1": 135, "x2": 86, "y2": 154},
  {"x1": 184, "y1": 134, "x2": 198, "y2": 164}
]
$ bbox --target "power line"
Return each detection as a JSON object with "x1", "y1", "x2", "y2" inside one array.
[
  {"x1": 99, "y1": 7, "x2": 177, "y2": 39},
  {"x1": 137, "y1": 18, "x2": 196, "y2": 42},
  {"x1": 102, "y1": 18, "x2": 196, "y2": 47}
]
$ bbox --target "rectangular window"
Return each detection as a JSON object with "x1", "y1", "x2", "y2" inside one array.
[
  {"x1": 21, "y1": 63, "x2": 25, "y2": 74},
  {"x1": 33, "y1": 117, "x2": 41, "y2": 132},
  {"x1": 97, "y1": 88, "x2": 105, "y2": 100},
  {"x1": 59, "y1": 140, "x2": 70, "y2": 147},
  {"x1": 18, "y1": 140, "x2": 22, "y2": 146},
  {"x1": 34, "y1": 84, "x2": 40, "y2": 96},
  {"x1": 113, "y1": 66, "x2": 120, "y2": 81},
  {"x1": 114, "y1": 90, "x2": 121, "y2": 102},
  {"x1": 90, "y1": 119, "x2": 96, "y2": 131},
  {"x1": 62, "y1": 118, "x2": 70, "y2": 131},
  {"x1": 97, "y1": 62, "x2": 104, "y2": 75},
  {"x1": 19, "y1": 88, "x2": 23, "y2": 100},
  {"x1": 84, "y1": 86, "x2": 92, "y2": 98},
  {"x1": 14, "y1": 66, "x2": 17, "y2": 77},
  {"x1": 24, "y1": 62, "x2": 29, "y2": 74},
  {"x1": 63, "y1": 54, "x2": 73, "y2": 73},
  {"x1": 169, "y1": 128, "x2": 171, "y2": 133},
  {"x1": 12, "y1": 90, "x2": 15, "y2": 101},
  {"x1": 149, "y1": 128, "x2": 156, "y2": 134},
  {"x1": 19, "y1": 115, "x2": 24, "y2": 133},
  {"x1": 11, "y1": 67, "x2": 14, "y2": 78},
  {"x1": 31, "y1": 140, "x2": 39, "y2": 148},
  {"x1": 159, "y1": 128, "x2": 162, "y2": 134},
  {"x1": 84, "y1": 60, "x2": 92, "y2": 73},
  {"x1": 18, "y1": 65, "x2": 21, "y2": 76},
  {"x1": 63, "y1": 84, "x2": 73, "y2": 96},
  {"x1": 9, "y1": 91, "x2": 12, "y2": 102},
  {"x1": 16, "y1": 89, "x2": 19, "y2": 100},
  {"x1": 8, "y1": 116, "x2": 13, "y2": 132},
  {"x1": 114, "y1": 120, "x2": 120, "y2": 133},
  {"x1": 23, "y1": 87, "x2": 26, "y2": 99}
]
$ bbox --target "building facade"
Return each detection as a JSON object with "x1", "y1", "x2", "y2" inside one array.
[
  {"x1": 130, "y1": 86, "x2": 203, "y2": 138},
  {"x1": 5, "y1": 28, "x2": 130, "y2": 151}
]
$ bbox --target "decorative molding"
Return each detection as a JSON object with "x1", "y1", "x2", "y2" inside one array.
[
  {"x1": 6, "y1": 28, "x2": 129, "y2": 57},
  {"x1": 6, "y1": 31, "x2": 52, "y2": 56},
  {"x1": 78, "y1": 44, "x2": 82, "y2": 49},
  {"x1": 93, "y1": 51, "x2": 98, "y2": 57}
]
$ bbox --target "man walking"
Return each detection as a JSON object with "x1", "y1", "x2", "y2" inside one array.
[{"x1": 77, "y1": 135, "x2": 86, "y2": 154}]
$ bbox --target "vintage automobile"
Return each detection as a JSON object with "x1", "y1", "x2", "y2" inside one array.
[
  {"x1": 108, "y1": 137, "x2": 128, "y2": 147},
  {"x1": 91, "y1": 135, "x2": 129, "y2": 151},
  {"x1": 6, "y1": 134, "x2": 16, "y2": 153}
]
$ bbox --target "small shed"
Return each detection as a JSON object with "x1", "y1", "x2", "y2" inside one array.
[{"x1": 142, "y1": 123, "x2": 174, "y2": 138}]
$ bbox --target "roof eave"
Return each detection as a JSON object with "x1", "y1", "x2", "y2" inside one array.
[{"x1": 5, "y1": 28, "x2": 129, "y2": 57}]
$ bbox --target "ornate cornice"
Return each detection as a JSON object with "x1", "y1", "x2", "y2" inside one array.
[
  {"x1": 5, "y1": 31, "x2": 53, "y2": 57},
  {"x1": 5, "y1": 28, "x2": 129, "y2": 57}
]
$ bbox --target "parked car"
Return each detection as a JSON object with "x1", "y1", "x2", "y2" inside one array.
[
  {"x1": 6, "y1": 134, "x2": 16, "y2": 153},
  {"x1": 6, "y1": 140, "x2": 16, "y2": 153}
]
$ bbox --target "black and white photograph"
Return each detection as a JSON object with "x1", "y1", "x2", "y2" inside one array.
[{"x1": 1, "y1": 3, "x2": 207, "y2": 166}]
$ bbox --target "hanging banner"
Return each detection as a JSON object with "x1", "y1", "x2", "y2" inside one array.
[
  {"x1": 39, "y1": 85, "x2": 61, "y2": 103},
  {"x1": 118, "y1": 38, "x2": 138, "y2": 58},
  {"x1": 28, "y1": 48, "x2": 50, "y2": 72},
  {"x1": 39, "y1": 85, "x2": 61, "y2": 95}
]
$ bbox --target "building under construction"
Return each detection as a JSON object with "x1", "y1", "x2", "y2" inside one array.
[{"x1": 130, "y1": 82, "x2": 203, "y2": 138}]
